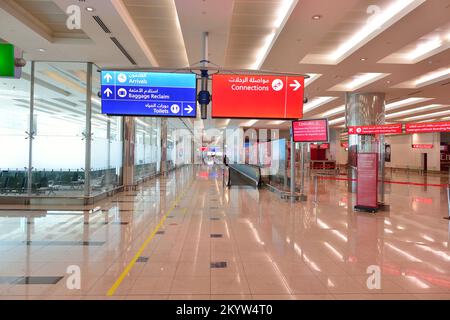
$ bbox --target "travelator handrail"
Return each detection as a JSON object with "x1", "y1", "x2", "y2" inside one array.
[{"x1": 227, "y1": 164, "x2": 261, "y2": 188}]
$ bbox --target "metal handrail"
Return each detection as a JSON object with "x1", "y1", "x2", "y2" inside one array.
[{"x1": 228, "y1": 164, "x2": 261, "y2": 187}]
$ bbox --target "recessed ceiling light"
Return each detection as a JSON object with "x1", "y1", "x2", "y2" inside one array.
[
  {"x1": 38, "y1": 48, "x2": 45, "y2": 52},
  {"x1": 360, "y1": 58, "x2": 367, "y2": 61},
  {"x1": 312, "y1": 15, "x2": 322, "y2": 20},
  {"x1": 86, "y1": 7, "x2": 95, "y2": 12}
]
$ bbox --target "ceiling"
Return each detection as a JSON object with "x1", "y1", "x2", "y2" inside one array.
[{"x1": 0, "y1": 0, "x2": 449, "y2": 131}]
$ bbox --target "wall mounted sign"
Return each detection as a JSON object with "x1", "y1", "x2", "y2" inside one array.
[
  {"x1": 211, "y1": 74, "x2": 305, "y2": 119},
  {"x1": 412, "y1": 144, "x2": 433, "y2": 149}
]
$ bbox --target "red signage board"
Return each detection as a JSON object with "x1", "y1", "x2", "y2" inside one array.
[
  {"x1": 341, "y1": 142, "x2": 349, "y2": 148},
  {"x1": 211, "y1": 74, "x2": 305, "y2": 119},
  {"x1": 356, "y1": 153, "x2": 378, "y2": 210},
  {"x1": 405, "y1": 121, "x2": 450, "y2": 133},
  {"x1": 292, "y1": 119, "x2": 329, "y2": 143},
  {"x1": 412, "y1": 144, "x2": 433, "y2": 149},
  {"x1": 348, "y1": 124, "x2": 402, "y2": 135}
]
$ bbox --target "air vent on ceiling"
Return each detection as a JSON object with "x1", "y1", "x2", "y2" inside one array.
[
  {"x1": 110, "y1": 37, "x2": 137, "y2": 65},
  {"x1": 93, "y1": 16, "x2": 111, "y2": 34}
]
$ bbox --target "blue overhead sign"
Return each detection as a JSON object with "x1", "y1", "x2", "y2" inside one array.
[{"x1": 101, "y1": 71, "x2": 197, "y2": 117}]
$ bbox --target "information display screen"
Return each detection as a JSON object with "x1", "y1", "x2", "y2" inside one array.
[
  {"x1": 101, "y1": 71, "x2": 197, "y2": 117},
  {"x1": 292, "y1": 119, "x2": 329, "y2": 143},
  {"x1": 211, "y1": 74, "x2": 305, "y2": 119}
]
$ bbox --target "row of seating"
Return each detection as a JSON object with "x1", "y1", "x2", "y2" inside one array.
[
  {"x1": 0, "y1": 171, "x2": 27, "y2": 194},
  {"x1": 135, "y1": 163, "x2": 158, "y2": 181},
  {"x1": 0, "y1": 168, "x2": 119, "y2": 195}
]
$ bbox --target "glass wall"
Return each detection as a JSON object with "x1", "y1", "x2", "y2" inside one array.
[
  {"x1": 0, "y1": 61, "x2": 125, "y2": 198},
  {"x1": 90, "y1": 65, "x2": 123, "y2": 195},
  {"x1": 134, "y1": 117, "x2": 161, "y2": 181},
  {"x1": 0, "y1": 60, "x2": 194, "y2": 199},
  {"x1": 167, "y1": 118, "x2": 193, "y2": 169},
  {"x1": 0, "y1": 63, "x2": 31, "y2": 195},
  {"x1": 32, "y1": 62, "x2": 86, "y2": 196}
]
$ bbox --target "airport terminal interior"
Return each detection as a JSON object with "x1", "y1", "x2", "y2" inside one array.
[{"x1": 0, "y1": 0, "x2": 449, "y2": 301}]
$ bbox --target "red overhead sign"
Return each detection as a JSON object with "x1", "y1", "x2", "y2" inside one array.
[
  {"x1": 211, "y1": 74, "x2": 305, "y2": 119},
  {"x1": 405, "y1": 122, "x2": 450, "y2": 133},
  {"x1": 292, "y1": 119, "x2": 329, "y2": 143},
  {"x1": 412, "y1": 144, "x2": 433, "y2": 149},
  {"x1": 348, "y1": 124, "x2": 402, "y2": 135}
]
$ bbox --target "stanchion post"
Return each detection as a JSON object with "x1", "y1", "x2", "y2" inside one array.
[
  {"x1": 290, "y1": 132, "x2": 296, "y2": 202},
  {"x1": 313, "y1": 175, "x2": 318, "y2": 204}
]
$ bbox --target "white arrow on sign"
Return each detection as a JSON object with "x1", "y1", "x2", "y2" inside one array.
[
  {"x1": 104, "y1": 73, "x2": 113, "y2": 83},
  {"x1": 184, "y1": 105, "x2": 194, "y2": 114},
  {"x1": 104, "y1": 88, "x2": 113, "y2": 97},
  {"x1": 289, "y1": 80, "x2": 302, "y2": 91}
]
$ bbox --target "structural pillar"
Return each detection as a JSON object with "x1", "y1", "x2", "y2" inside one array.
[
  {"x1": 346, "y1": 92, "x2": 386, "y2": 204},
  {"x1": 122, "y1": 117, "x2": 135, "y2": 188}
]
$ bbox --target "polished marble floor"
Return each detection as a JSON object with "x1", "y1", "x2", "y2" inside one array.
[{"x1": 0, "y1": 165, "x2": 449, "y2": 300}]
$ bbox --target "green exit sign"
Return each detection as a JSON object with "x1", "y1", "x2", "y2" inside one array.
[{"x1": 0, "y1": 43, "x2": 15, "y2": 77}]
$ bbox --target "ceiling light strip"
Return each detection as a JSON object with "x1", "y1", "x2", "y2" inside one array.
[
  {"x1": 304, "y1": 97, "x2": 338, "y2": 113},
  {"x1": 251, "y1": 0, "x2": 299, "y2": 69},
  {"x1": 329, "y1": 0, "x2": 425, "y2": 63}
]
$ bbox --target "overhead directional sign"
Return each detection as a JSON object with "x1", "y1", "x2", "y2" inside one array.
[
  {"x1": 348, "y1": 124, "x2": 402, "y2": 135},
  {"x1": 101, "y1": 71, "x2": 197, "y2": 117},
  {"x1": 405, "y1": 121, "x2": 450, "y2": 133},
  {"x1": 211, "y1": 74, "x2": 305, "y2": 119}
]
